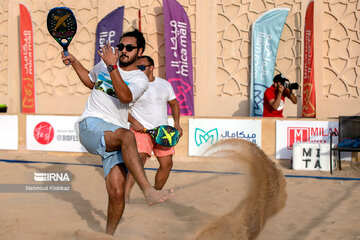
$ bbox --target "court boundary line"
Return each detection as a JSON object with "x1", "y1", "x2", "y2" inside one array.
[{"x1": 1, "y1": 158, "x2": 360, "y2": 181}]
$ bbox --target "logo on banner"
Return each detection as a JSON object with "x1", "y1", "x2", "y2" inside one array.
[
  {"x1": 287, "y1": 127, "x2": 310, "y2": 149},
  {"x1": 195, "y1": 128, "x2": 218, "y2": 147},
  {"x1": 22, "y1": 77, "x2": 35, "y2": 109},
  {"x1": 168, "y1": 78, "x2": 193, "y2": 115},
  {"x1": 303, "y1": 82, "x2": 316, "y2": 117},
  {"x1": 254, "y1": 83, "x2": 268, "y2": 113},
  {"x1": 34, "y1": 122, "x2": 54, "y2": 145}
]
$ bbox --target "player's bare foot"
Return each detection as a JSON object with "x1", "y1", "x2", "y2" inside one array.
[{"x1": 144, "y1": 188, "x2": 174, "y2": 206}]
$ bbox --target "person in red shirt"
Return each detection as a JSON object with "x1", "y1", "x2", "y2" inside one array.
[{"x1": 263, "y1": 74, "x2": 298, "y2": 117}]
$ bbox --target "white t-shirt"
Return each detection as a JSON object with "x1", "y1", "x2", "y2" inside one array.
[
  {"x1": 130, "y1": 77, "x2": 176, "y2": 129},
  {"x1": 75, "y1": 60, "x2": 149, "y2": 132}
]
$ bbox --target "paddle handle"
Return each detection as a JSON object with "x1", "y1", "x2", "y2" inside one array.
[{"x1": 63, "y1": 47, "x2": 70, "y2": 65}]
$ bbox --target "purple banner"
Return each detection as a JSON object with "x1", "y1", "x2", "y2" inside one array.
[
  {"x1": 163, "y1": 0, "x2": 194, "y2": 116},
  {"x1": 94, "y1": 7, "x2": 124, "y2": 65}
]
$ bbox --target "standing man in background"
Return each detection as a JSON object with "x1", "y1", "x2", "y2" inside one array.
[
  {"x1": 125, "y1": 55, "x2": 183, "y2": 203},
  {"x1": 263, "y1": 74, "x2": 298, "y2": 117}
]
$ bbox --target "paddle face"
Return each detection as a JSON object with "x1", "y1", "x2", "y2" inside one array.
[
  {"x1": 47, "y1": 7, "x2": 77, "y2": 54},
  {"x1": 146, "y1": 125, "x2": 180, "y2": 147}
]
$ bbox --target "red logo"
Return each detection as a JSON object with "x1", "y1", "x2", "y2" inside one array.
[
  {"x1": 34, "y1": 122, "x2": 54, "y2": 145},
  {"x1": 287, "y1": 127, "x2": 310, "y2": 149}
]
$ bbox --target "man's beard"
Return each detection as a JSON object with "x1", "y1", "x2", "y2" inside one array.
[{"x1": 119, "y1": 52, "x2": 138, "y2": 67}]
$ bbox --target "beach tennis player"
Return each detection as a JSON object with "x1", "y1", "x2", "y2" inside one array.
[
  {"x1": 124, "y1": 55, "x2": 183, "y2": 202},
  {"x1": 61, "y1": 29, "x2": 174, "y2": 235}
]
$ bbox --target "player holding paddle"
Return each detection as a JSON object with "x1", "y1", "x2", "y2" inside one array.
[
  {"x1": 61, "y1": 29, "x2": 174, "y2": 236},
  {"x1": 125, "y1": 55, "x2": 183, "y2": 203}
]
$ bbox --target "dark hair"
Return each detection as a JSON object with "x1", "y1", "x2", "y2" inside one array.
[
  {"x1": 138, "y1": 55, "x2": 154, "y2": 66},
  {"x1": 273, "y1": 73, "x2": 288, "y2": 84},
  {"x1": 120, "y1": 29, "x2": 146, "y2": 52}
]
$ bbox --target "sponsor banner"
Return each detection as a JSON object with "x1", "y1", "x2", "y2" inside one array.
[
  {"x1": 0, "y1": 115, "x2": 18, "y2": 150},
  {"x1": 20, "y1": 3, "x2": 36, "y2": 113},
  {"x1": 275, "y1": 120, "x2": 350, "y2": 160},
  {"x1": 94, "y1": 7, "x2": 124, "y2": 65},
  {"x1": 188, "y1": 119, "x2": 261, "y2": 156},
  {"x1": 250, "y1": 8, "x2": 289, "y2": 117},
  {"x1": 26, "y1": 115, "x2": 87, "y2": 152},
  {"x1": 163, "y1": 0, "x2": 194, "y2": 116},
  {"x1": 302, "y1": 0, "x2": 316, "y2": 117}
]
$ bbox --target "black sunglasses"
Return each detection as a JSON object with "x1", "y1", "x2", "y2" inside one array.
[
  {"x1": 137, "y1": 65, "x2": 152, "y2": 71},
  {"x1": 116, "y1": 43, "x2": 139, "y2": 52}
]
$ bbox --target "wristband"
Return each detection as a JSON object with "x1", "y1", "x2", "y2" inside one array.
[{"x1": 107, "y1": 65, "x2": 118, "y2": 72}]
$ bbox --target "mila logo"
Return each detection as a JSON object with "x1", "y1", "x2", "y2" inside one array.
[{"x1": 34, "y1": 172, "x2": 70, "y2": 182}]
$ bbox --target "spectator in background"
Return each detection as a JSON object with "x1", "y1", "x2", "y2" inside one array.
[{"x1": 263, "y1": 73, "x2": 298, "y2": 118}]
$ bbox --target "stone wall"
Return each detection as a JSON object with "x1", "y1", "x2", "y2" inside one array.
[{"x1": 0, "y1": 0, "x2": 359, "y2": 118}]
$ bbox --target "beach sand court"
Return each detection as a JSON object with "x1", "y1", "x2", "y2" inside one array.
[{"x1": 1, "y1": 139, "x2": 359, "y2": 240}]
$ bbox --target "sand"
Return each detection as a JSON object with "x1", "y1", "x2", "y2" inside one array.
[{"x1": 0, "y1": 139, "x2": 359, "y2": 240}]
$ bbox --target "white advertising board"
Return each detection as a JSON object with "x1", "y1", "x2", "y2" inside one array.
[
  {"x1": 188, "y1": 118, "x2": 261, "y2": 156},
  {"x1": 276, "y1": 120, "x2": 350, "y2": 160},
  {"x1": 292, "y1": 142, "x2": 336, "y2": 171},
  {"x1": 26, "y1": 115, "x2": 87, "y2": 152},
  {"x1": 0, "y1": 115, "x2": 18, "y2": 150}
]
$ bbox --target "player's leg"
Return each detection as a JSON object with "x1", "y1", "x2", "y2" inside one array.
[
  {"x1": 105, "y1": 164, "x2": 127, "y2": 235},
  {"x1": 124, "y1": 152, "x2": 149, "y2": 202},
  {"x1": 125, "y1": 129, "x2": 154, "y2": 202},
  {"x1": 153, "y1": 145, "x2": 175, "y2": 190},
  {"x1": 154, "y1": 154, "x2": 173, "y2": 190},
  {"x1": 105, "y1": 128, "x2": 174, "y2": 205}
]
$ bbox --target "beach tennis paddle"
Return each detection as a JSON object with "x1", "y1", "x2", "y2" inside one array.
[
  {"x1": 47, "y1": 7, "x2": 77, "y2": 58},
  {"x1": 145, "y1": 125, "x2": 180, "y2": 147}
]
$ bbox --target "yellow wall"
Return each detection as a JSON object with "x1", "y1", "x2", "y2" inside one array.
[{"x1": 0, "y1": 0, "x2": 359, "y2": 118}]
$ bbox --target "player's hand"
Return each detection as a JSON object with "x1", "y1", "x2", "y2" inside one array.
[
  {"x1": 61, "y1": 52, "x2": 76, "y2": 65},
  {"x1": 174, "y1": 123, "x2": 183, "y2": 138},
  {"x1": 98, "y1": 43, "x2": 119, "y2": 66},
  {"x1": 132, "y1": 123, "x2": 145, "y2": 133}
]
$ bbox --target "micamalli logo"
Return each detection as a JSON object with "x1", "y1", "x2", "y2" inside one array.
[
  {"x1": 194, "y1": 128, "x2": 219, "y2": 147},
  {"x1": 34, "y1": 172, "x2": 71, "y2": 182},
  {"x1": 34, "y1": 121, "x2": 54, "y2": 145}
]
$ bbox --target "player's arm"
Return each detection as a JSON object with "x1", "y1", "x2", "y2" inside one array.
[
  {"x1": 62, "y1": 52, "x2": 94, "y2": 89},
  {"x1": 168, "y1": 98, "x2": 183, "y2": 137},
  {"x1": 128, "y1": 113, "x2": 145, "y2": 133},
  {"x1": 98, "y1": 43, "x2": 133, "y2": 103}
]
